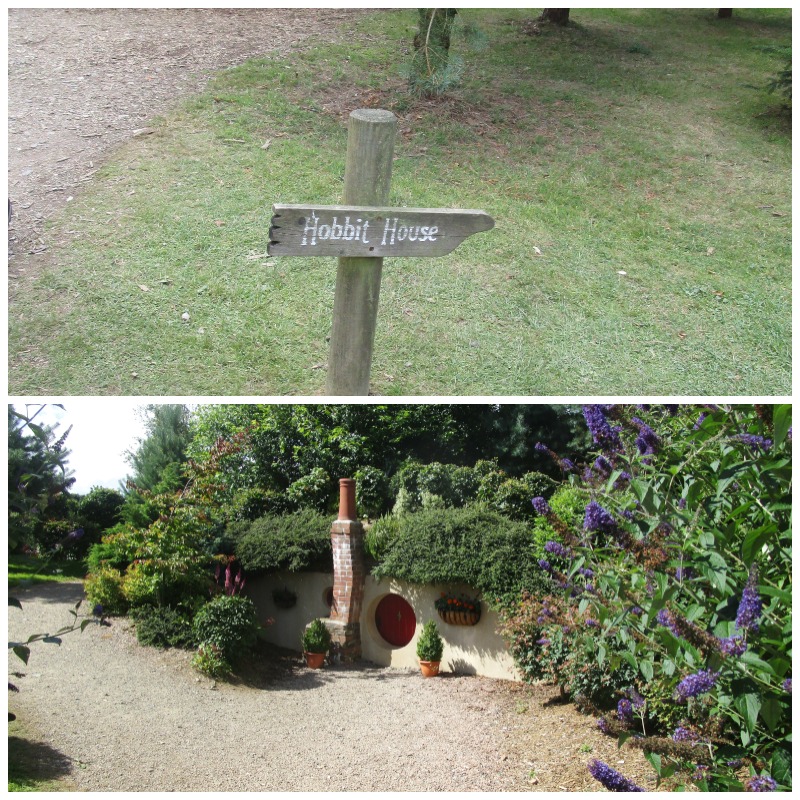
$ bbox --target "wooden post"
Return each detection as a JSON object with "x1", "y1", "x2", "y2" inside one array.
[{"x1": 326, "y1": 109, "x2": 397, "y2": 396}]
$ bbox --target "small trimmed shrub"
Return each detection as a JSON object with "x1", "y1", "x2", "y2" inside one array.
[
  {"x1": 192, "y1": 594, "x2": 260, "y2": 661},
  {"x1": 131, "y1": 605, "x2": 196, "y2": 650},
  {"x1": 235, "y1": 509, "x2": 332, "y2": 574},
  {"x1": 301, "y1": 618, "x2": 332, "y2": 654},
  {"x1": 85, "y1": 537, "x2": 130, "y2": 574},
  {"x1": 416, "y1": 620, "x2": 444, "y2": 662},
  {"x1": 84, "y1": 566, "x2": 128, "y2": 616}
]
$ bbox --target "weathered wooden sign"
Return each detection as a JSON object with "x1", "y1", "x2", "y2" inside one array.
[
  {"x1": 269, "y1": 204, "x2": 494, "y2": 258},
  {"x1": 268, "y1": 107, "x2": 496, "y2": 396}
]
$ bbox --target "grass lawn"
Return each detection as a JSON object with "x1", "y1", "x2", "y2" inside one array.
[
  {"x1": 8, "y1": 554, "x2": 87, "y2": 589},
  {"x1": 8, "y1": 8, "x2": 791, "y2": 395}
]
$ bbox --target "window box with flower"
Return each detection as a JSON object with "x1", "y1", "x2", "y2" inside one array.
[{"x1": 435, "y1": 592, "x2": 481, "y2": 626}]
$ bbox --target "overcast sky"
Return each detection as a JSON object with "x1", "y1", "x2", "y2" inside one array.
[{"x1": 11, "y1": 399, "x2": 151, "y2": 495}]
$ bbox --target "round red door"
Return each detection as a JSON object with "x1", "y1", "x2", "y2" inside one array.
[{"x1": 375, "y1": 594, "x2": 416, "y2": 647}]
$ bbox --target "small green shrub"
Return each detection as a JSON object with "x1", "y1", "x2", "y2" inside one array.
[
  {"x1": 191, "y1": 643, "x2": 232, "y2": 679},
  {"x1": 85, "y1": 537, "x2": 130, "y2": 574},
  {"x1": 416, "y1": 620, "x2": 444, "y2": 662},
  {"x1": 84, "y1": 566, "x2": 128, "y2": 615},
  {"x1": 235, "y1": 509, "x2": 332, "y2": 574},
  {"x1": 131, "y1": 605, "x2": 196, "y2": 649},
  {"x1": 301, "y1": 618, "x2": 332, "y2": 654},
  {"x1": 364, "y1": 515, "x2": 401, "y2": 561},
  {"x1": 192, "y1": 594, "x2": 260, "y2": 661}
]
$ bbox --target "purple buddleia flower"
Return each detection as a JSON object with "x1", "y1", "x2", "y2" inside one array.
[
  {"x1": 718, "y1": 635, "x2": 747, "y2": 657},
  {"x1": 536, "y1": 638, "x2": 550, "y2": 646},
  {"x1": 672, "y1": 726, "x2": 699, "y2": 742},
  {"x1": 593, "y1": 455, "x2": 613, "y2": 478},
  {"x1": 694, "y1": 411, "x2": 709, "y2": 430},
  {"x1": 627, "y1": 687, "x2": 645, "y2": 709},
  {"x1": 675, "y1": 566, "x2": 695, "y2": 581},
  {"x1": 664, "y1": 404, "x2": 680, "y2": 415},
  {"x1": 613, "y1": 471, "x2": 632, "y2": 489},
  {"x1": 531, "y1": 496, "x2": 551, "y2": 515},
  {"x1": 584, "y1": 501, "x2": 618, "y2": 534},
  {"x1": 632, "y1": 416, "x2": 660, "y2": 456},
  {"x1": 544, "y1": 540, "x2": 571, "y2": 558},
  {"x1": 587, "y1": 759, "x2": 645, "y2": 792},
  {"x1": 597, "y1": 717, "x2": 610, "y2": 734},
  {"x1": 693, "y1": 764, "x2": 711, "y2": 782},
  {"x1": 678, "y1": 497, "x2": 687, "y2": 510},
  {"x1": 585, "y1": 618, "x2": 599, "y2": 628},
  {"x1": 744, "y1": 776, "x2": 778, "y2": 792},
  {"x1": 629, "y1": 606, "x2": 643, "y2": 616},
  {"x1": 617, "y1": 698, "x2": 633, "y2": 723},
  {"x1": 736, "y1": 565, "x2": 762, "y2": 633},
  {"x1": 734, "y1": 433, "x2": 773, "y2": 452},
  {"x1": 656, "y1": 607, "x2": 676, "y2": 632},
  {"x1": 538, "y1": 559, "x2": 552, "y2": 572},
  {"x1": 675, "y1": 670, "x2": 720, "y2": 702},
  {"x1": 92, "y1": 604, "x2": 104, "y2": 618},
  {"x1": 782, "y1": 678, "x2": 791, "y2": 694},
  {"x1": 559, "y1": 457, "x2": 575, "y2": 473},
  {"x1": 579, "y1": 567, "x2": 594, "y2": 579},
  {"x1": 582, "y1": 405, "x2": 623, "y2": 452},
  {"x1": 534, "y1": 442, "x2": 550, "y2": 454}
]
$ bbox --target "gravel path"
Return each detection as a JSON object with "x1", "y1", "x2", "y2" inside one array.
[{"x1": 9, "y1": 582, "x2": 530, "y2": 792}]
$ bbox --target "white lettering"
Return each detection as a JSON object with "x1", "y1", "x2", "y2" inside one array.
[
  {"x1": 301, "y1": 211, "x2": 320, "y2": 246},
  {"x1": 330, "y1": 218, "x2": 343, "y2": 239},
  {"x1": 382, "y1": 217, "x2": 397, "y2": 246},
  {"x1": 343, "y1": 217, "x2": 356, "y2": 241},
  {"x1": 361, "y1": 220, "x2": 370, "y2": 244},
  {"x1": 397, "y1": 225, "x2": 408, "y2": 242},
  {"x1": 317, "y1": 224, "x2": 331, "y2": 240}
]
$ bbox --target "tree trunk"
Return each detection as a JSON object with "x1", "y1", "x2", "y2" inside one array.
[
  {"x1": 718, "y1": 9, "x2": 733, "y2": 18},
  {"x1": 540, "y1": 9, "x2": 571, "y2": 26},
  {"x1": 410, "y1": 9, "x2": 459, "y2": 97}
]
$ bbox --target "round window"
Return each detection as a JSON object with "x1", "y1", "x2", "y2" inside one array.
[{"x1": 375, "y1": 594, "x2": 416, "y2": 647}]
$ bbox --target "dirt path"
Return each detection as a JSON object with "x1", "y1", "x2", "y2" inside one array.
[
  {"x1": 7, "y1": 7, "x2": 363, "y2": 266},
  {"x1": 8, "y1": 581, "x2": 657, "y2": 792}
]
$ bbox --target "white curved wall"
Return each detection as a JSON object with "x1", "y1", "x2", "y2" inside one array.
[{"x1": 249, "y1": 572, "x2": 519, "y2": 681}]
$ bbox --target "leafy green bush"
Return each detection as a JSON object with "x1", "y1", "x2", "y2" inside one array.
[
  {"x1": 364, "y1": 515, "x2": 401, "y2": 561},
  {"x1": 510, "y1": 404, "x2": 792, "y2": 792},
  {"x1": 192, "y1": 594, "x2": 260, "y2": 661},
  {"x1": 354, "y1": 465, "x2": 390, "y2": 519},
  {"x1": 235, "y1": 509, "x2": 332, "y2": 574},
  {"x1": 287, "y1": 467, "x2": 333, "y2": 513},
  {"x1": 131, "y1": 605, "x2": 196, "y2": 649},
  {"x1": 85, "y1": 534, "x2": 131, "y2": 574},
  {"x1": 84, "y1": 566, "x2": 128, "y2": 616},
  {"x1": 301, "y1": 618, "x2": 332, "y2": 654},
  {"x1": 371, "y1": 506, "x2": 551, "y2": 606}
]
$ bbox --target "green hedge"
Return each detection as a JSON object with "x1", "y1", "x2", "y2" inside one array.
[
  {"x1": 371, "y1": 506, "x2": 551, "y2": 605},
  {"x1": 234, "y1": 509, "x2": 332, "y2": 574}
]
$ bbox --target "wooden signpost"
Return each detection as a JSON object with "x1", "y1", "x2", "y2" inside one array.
[{"x1": 267, "y1": 108, "x2": 494, "y2": 396}]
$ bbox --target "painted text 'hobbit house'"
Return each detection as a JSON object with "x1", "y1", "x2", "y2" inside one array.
[{"x1": 246, "y1": 478, "x2": 518, "y2": 679}]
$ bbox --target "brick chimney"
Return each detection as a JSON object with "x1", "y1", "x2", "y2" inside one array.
[{"x1": 325, "y1": 478, "x2": 365, "y2": 661}]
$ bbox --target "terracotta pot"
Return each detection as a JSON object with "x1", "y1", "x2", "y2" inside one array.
[
  {"x1": 419, "y1": 660, "x2": 441, "y2": 678},
  {"x1": 304, "y1": 651, "x2": 326, "y2": 669}
]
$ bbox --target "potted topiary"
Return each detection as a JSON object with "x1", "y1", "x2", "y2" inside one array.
[
  {"x1": 416, "y1": 619, "x2": 444, "y2": 677},
  {"x1": 301, "y1": 618, "x2": 332, "y2": 669}
]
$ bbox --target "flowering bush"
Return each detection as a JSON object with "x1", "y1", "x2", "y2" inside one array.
[{"x1": 505, "y1": 404, "x2": 791, "y2": 791}]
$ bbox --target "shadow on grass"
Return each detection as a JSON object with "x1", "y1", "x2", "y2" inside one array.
[{"x1": 8, "y1": 730, "x2": 75, "y2": 789}]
